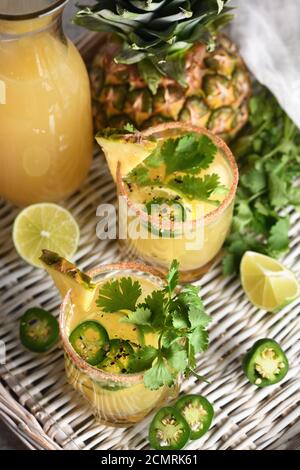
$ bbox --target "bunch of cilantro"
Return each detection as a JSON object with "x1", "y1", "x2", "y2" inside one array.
[
  {"x1": 223, "y1": 87, "x2": 300, "y2": 275},
  {"x1": 96, "y1": 260, "x2": 211, "y2": 390}
]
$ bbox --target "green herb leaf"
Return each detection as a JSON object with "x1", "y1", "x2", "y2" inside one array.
[
  {"x1": 143, "y1": 355, "x2": 175, "y2": 390},
  {"x1": 267, "y1": 218, "x2": 290, "y2": 256},
  {"x1": 161, "y1": 328, "x2": 180, "y2": 348},
  {"x1": 172, "y1": 310, "x2": 190, "y2": 329},
  {"x1": 139, "y1": 289, "x2": 166, "y2": 329},
  {"x1": 163, "y1": 343, "x2": 188, "y2": 373},
  {"x1": 241, "y1": 168, "x2": 267, "y2": 194},
  {"x1": 163, "y1": 133, "x2": 217, "y2": 176},
  {"x1": 179, "y1": 285, "x2": 212, "y2": 329},
  {"x1": 188, "y1": 326, "x2": 209, "y2": 353},
  {"x1": 128, "y1": 346, "x2": 158, "y2": 373},
  {"x1": 96, "y1": 277, "x2": 141, "y2": 312},
  {"x1": 166, "y1": 259, "x2": 180, "y2": 296},
  {"x1": 168, "y1": 174, "x2": 221, "y2": 202},
  {"x1": 120, "y1": 306, "x2": 152, "y2": 326}
]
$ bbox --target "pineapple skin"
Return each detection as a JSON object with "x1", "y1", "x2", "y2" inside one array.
[{"x1": 90, "y1": 34, "x2": 251, "y2": 141}]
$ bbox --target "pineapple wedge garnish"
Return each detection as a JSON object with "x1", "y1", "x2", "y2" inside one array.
[
  {"x1": 96, "y1": 131, "x2": 156, "y2": 182},
  {"x1": 40, "y1": 249, "x2": 96, "y2": 310}
]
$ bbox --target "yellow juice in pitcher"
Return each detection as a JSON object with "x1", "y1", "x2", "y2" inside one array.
[{"x1": 0, "y1": 8, "x2": 93, "y2": 205}]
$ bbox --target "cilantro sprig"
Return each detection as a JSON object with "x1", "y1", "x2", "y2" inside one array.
[
  {"x1": 223, "y1": 87, "x2": 300, "y2": 275},
  {"x1": 125, "y1": 133, "x2": 223, "y2": 205},
  {"x1": 96, "y1": 260, "x2": 211, "y2": 390},
  {"x1": 96, "y1": 277, "x2": 141, "y2": 312}
]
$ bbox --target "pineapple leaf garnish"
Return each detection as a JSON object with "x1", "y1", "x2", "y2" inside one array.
[
  {"x1": 96, "y1": 260, "x2": 211, "y2": 390},
  {"x1": 96, "y1": 277, "x2": 141, "y2": 312},
  {"x1": 224, "y1": 87, "x2": 300, "y2": 275},
  {"x1": 125, "y1": 132, "x2": 222, "y2": 204}
]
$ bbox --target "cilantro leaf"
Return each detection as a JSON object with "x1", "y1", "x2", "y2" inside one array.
[
  {"x1": 166, "y1": 259, "x2": 180, "y2": 296},
  {"x1": 241, "y1": 168, "x2": 267, "y2": 194},
  {"x1": 140, "y1": 290, "x2": 166, "y2": 329},
  {"x1": 125, "y1": 165, "x2": 156, "y2": 186},
  {"x1": 161, "y1": 328, "x2": 181, "y2": 348},
  {"x1": 172, "y1": 309, "x2": 190, "y2": 329},
  {"x1": 120, "y1": 306, "x2": 152, "y2": 326},
  {"x1": 188, "y1": 326, "x2": 209, "y2": 353},
  {"x1": 96, "y1": 277, "x2": 141, "y2": 312},
  {"x1": 178, "y1": 285, "x2": 212, "y2": 329},
  {"x1": 128, "y1": 346, "x2": 158, "y2": 373},
  {"x1": 163, "y1": 343, "x2": 188, "y2": 373},
  {"x1": 222, "y1": 252, "x2": 237, "y2": 276},
  {"x1": 163, "y1": 133, "x2": 217, "y2": 176},
  {"x1": 167, "y1": 174, "x2": 220, "y2": 202},
  {"x1": 143, "y1": 355, "x2": 175, "y2": 390},
  {"x1": 267, "y1": 217, "x2": 290, "y2": 256}
]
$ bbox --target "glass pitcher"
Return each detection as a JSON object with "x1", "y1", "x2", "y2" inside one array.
[{"x1": 0, "y1": 1, "x2": 93, "y2": 206}]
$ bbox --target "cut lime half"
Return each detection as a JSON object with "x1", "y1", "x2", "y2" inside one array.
[
  {"x1": 240, "y1": 251, "x2": 300, "y2": 312},
  {"x1": 13, "y1": 203, "x2": 80, "y2": 268}
]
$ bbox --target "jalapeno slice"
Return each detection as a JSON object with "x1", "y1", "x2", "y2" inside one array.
[
  {"x1": 149, "y1": 406, "x2": 190, "y2": 450},
  {"x1": 175, "y1": 394, "x2": 214, "y2": 440},
  {"x1": 98, "y1": 339, "x2": 135, "y2": 374},
  {"x1": 69, "y1": 321, "x2": 109, "y2": 365},
  {"x1": 20, "y1": 308, "x2": 59, "y2": 353},
  {"x1": 243, "y1": 338, "x2": 289, "y2": 387}
]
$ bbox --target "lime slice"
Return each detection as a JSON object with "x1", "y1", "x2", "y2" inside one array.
[
  {"x1": 13, "y1": 203, "x2": 80, "y2": 268},
  {"x1": 240, "y1": 251, "x2": 300, "y2": 312}
]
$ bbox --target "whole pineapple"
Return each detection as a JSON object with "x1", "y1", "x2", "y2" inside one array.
[{"x1": 75, "y1": 1, "x2": 251, "y2": 141}]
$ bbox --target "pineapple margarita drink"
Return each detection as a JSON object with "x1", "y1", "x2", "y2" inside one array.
[
  {"x1": 58, "y1": 262, "x2": 177, "y2": 426},
  {"x1": 41, "y1": 250, "x2": 210, "y2": 426},
  {"x1": 98, "y1": 123, "x2": 238, "y2": 281}
]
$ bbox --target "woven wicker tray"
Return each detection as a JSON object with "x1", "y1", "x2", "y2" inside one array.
[{"x1": 1, "y1": 33, "x2": 300, "y2": 451}]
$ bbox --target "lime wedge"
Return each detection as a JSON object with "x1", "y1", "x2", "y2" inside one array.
[
  {"x1": 240, "y1": 251, "x2": 300, "y2": 312},
  {"x1": 13, "y1": 203, "x2": 80, "y2": 268}
]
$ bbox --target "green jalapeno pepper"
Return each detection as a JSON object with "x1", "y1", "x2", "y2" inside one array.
[
  {"x1": 20, "y1": 308, "x2": 59, "y2": 353},
  {"x1": 243, "y1": 338, "x2": 289, "y2": 387},
  {"x1": 175, "y1": 394, "x2": 214, "y2": 440},
  {"x1": 98, "y1": 339, "x2": 135, "y2": 374},
  {"x1": 69, "y1": 321, "x2": 109, "y2": 365},
  {"x1": 149, "y1": 406, "x2": 190, "y2": 450}
]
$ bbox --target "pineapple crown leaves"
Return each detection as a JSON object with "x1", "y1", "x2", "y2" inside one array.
[{"x1": 75, "y1": 1, "x2": 233, "y2": 88}]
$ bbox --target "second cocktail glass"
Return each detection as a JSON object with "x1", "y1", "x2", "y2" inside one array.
[{"x1": 116, "y1": 123, "x2": 239, "y2": 282}]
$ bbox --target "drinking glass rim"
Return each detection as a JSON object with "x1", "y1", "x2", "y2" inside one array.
[
  {"x1": 116, "y1": 122, "x2": 239, "y2": 230},
  {"x1": 59, "y1": 261, "x2": 166, "y2": 386},
  {"x1": 0, "y1": 0, "x2": 68, "y2": 21}
]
